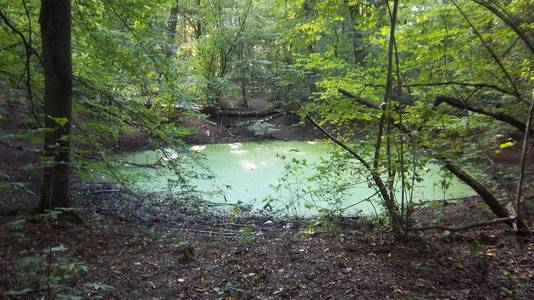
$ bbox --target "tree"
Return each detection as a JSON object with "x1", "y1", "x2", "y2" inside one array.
[{"x1": 38, "y1": 0, "x2": 73, "y2": 210}]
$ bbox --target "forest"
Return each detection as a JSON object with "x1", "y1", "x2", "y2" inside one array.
[{"x1": 0, "y1": 0, "x2": 533, "y2": 298}]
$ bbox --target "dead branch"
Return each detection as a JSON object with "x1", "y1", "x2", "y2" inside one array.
[
  {"x1": 434, "y1": 95, "x2": 530, "y2": 135},
  {"x1": 366, "y1": 81, "x2": 517, "y2": 99},
  {"x1": 409, "y1": 217, "x2": 515, "y2": 232},
  {"x1": 0, "y1": 139, "x2": 41, "y2": 153}
]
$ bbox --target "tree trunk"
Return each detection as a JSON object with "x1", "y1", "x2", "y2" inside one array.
[
  {"x1": 166, "y1": 2, "x2": 179, "y2": 58},
  {"x1": 372, "y1": 0, "x2": 403, "y2": 235},
  {"x1": 347, "y1": 3, "x2": 365, "y2": 64},
  {"x1": 38, "y1": 0, "x2": 73, "y2": 211},
  {"x1": 239, "y1": 39, "x2": 248, "y2": 107}
]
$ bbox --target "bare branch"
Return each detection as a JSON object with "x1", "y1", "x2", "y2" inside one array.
[
  {"x1": 471, "y1": 0, "x2": 534, "y2": 56},
  {"x1": 409, "y1": 217, "x2": 515, "y2": 232},
  {"x1": 451, "y1": 0, "x2": 525, "y2": 103},
  {"x1": 434, "y1": 95, "x2": 530, "y2": 135}
]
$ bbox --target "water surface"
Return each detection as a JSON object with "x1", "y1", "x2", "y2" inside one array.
[{"x1": 120, "y1": 141, "x2": 475, "y2": 216}]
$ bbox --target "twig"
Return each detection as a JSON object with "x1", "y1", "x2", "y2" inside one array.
[
  {"x1": 92, "y1": 189, "x2": 120, "y2": 195},
  {"x1": 451, "y1": 0, "x2": 525, "y2": 103},
  {"x1": 0, "y1": 139, "x2": 41, "y2": 153},
  {"x1": 1, "y1": 6, "x2": 42, "y2": 127},
  {"x1": 341, "y1": 191, "x2": 379, "y2": 211},
  {"x1": 471, "y1": 0, "x2": 534, "y2": 56},
  {"x1": 409, "y1": 217, "x2": 515, "y2": 232}
]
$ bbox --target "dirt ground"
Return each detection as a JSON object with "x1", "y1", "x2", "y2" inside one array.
[{"x1": 1, "y1": 207, "x2": 533, "y2": 299}]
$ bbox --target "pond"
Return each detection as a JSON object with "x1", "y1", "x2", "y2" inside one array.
[{"x1": 119, "y1": 141, "x2": 475, "y2": 216}]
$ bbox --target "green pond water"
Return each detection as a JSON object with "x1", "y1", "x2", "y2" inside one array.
[{"x1": 119, "y1": 141, "x2": 475, "y2": 216}]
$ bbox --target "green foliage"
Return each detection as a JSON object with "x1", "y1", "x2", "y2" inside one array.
[
  {"x1": 7, "y1": 245, "x2": 112, "y2": 299},
  {"x1": 237, "y1": 225, "x2": 256, "y2": 246},
  {"x1": 246, "y1": 121, "x2": 278, "y2": 136}
]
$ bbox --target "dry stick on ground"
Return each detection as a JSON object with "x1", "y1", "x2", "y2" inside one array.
[
  {"x1": 410, "y1": 217, "x2": 515, "y2": 232},
  {"x1": 338, "y1": 88, "x2": 531, "y2": 233},
  {"x1": 0, "y1": 139, "x2": 41, "y2": 153},
  {"x1": 515, "y1": 89, "x2": 534, "y2": 216}
]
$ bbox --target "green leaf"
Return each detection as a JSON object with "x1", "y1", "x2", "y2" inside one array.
[
  {"x1": 498, "y1": 141, "x2": 515, "y2": 150},
  {"x1": 50, "y1": 117, "x2": 70, "y2": 126}
]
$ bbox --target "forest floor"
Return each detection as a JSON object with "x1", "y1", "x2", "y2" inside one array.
[
  {"x1": 1, "y1": 97, "x2": 534, "y2": 299},
  {"x1": 1, "y1": 204, "x2": 533, "y2": 299}
]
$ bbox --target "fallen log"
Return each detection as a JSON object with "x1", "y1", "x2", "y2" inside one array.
[{"x1": 201, "y1": 106, "x2": 282, "y2": 118}]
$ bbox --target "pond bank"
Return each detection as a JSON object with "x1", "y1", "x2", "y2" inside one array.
[{"x1": 117, "y1": 112, "x2": 323, "y2": 152}]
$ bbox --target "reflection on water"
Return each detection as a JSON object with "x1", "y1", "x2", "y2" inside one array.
[{"x1": 119, "y1": 141, "x2": 475, "y2": 216}]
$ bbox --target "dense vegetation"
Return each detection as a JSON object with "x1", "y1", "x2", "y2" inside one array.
[{"x1": 0, "y1": 0, "x2": 533, "y2": 298}]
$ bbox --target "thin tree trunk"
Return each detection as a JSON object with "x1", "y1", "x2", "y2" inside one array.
[
  {"x1": 166, "y1": 2, "x2": 179, "y2": 58},
  {"x1": 195, "y1": 0, "x2": 202, "y2": 38},
  {"x1": 515, "y1": 89, "x2": 534, "y2": 222},
  {"x1": 240, "y1": 39, "x2": 248, "y2": 107},
  {"x1": 38, "y1": 0, "x2": 73, "y2": 210},
  {"x1": 347, "y1": 3, "x2": 364, "y2": 64},
  {"x1": 372, "y1": 0, "x2": 403, "y2": 235}
]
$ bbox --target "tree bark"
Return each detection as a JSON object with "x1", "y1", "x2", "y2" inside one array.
[{"x1": 38, "y1": 0, "x2": 73, "y2": 210}]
